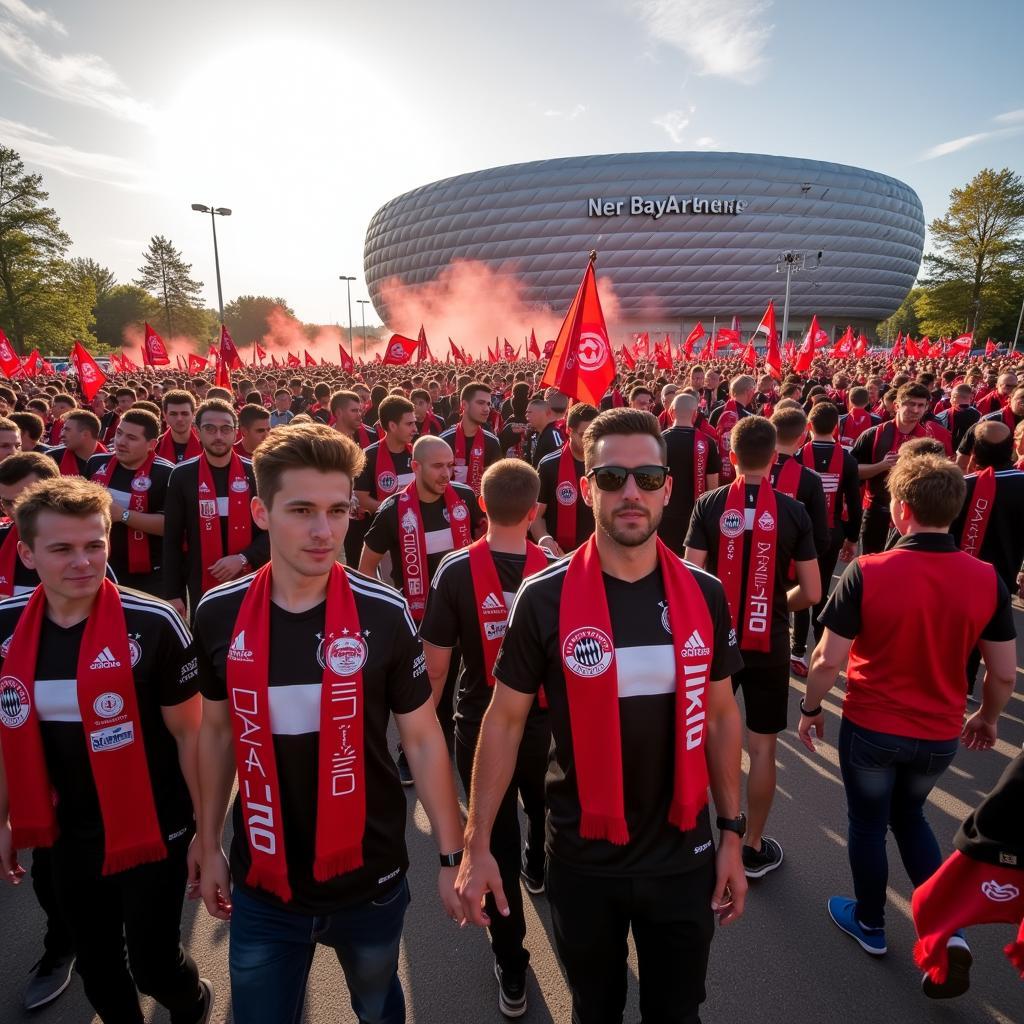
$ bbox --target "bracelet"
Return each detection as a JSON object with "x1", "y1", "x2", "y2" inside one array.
[
  {"x1": 799, "y1": 699, "x2": 823, "y2": 716},
  {"x1": 439, "y1": 849, "x2": 464, "y2": 868}
]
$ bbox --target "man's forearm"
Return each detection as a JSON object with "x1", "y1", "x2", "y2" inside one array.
[
  {"x1": 464, "y1": 704, "x2": 527, "y2": 852},
  {"x1": 979, "y1": 673, "x2": 1015, "y2": 724},
  {"x1": 804, "y1": 655, "x2": 839, "y2": 709},
  {"x1": 786, "y1": 584, "x2": 814, "y2": 612},
  {"x1": 356, "y1": 491, "x2": 380, "y2": 515},
  {"x1": 401, "y1": 728, "x2": 464, "y2": 853},
  {"x1": 174, "y1": 731, "x2": 202, "y2": 836},
  {"x1": 705, "y1": 696, "x2": 742, "y2": 819},
  {"x1": 858, "y1": 461, "x2": 888, "y2": 480},
  {"x1": 197, "y1": 721, "x2": 236, "y2": 853}
]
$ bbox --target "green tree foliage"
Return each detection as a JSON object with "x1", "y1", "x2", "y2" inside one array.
[
  {"x1": 0, "y1": 146, "x2": 94, "y2": 353},
  {"x1": 94, "y1": 283, "x2": 161, "y2": 347},
  {"x1": 70, "y1": 257, "x2": 117, "y2": 306},
  {"x1": 919, "y1": 167, "x2": 1024, "y2": 339},
  {"x1": 876, "y1": 287, "x2": 922, "y2": 340},
  {"x1": 223, "y1": 295, "x2": 294, "y2": 345},
  {"x1": 134, "y1": 235, "x2": 206, "y2": 340}
]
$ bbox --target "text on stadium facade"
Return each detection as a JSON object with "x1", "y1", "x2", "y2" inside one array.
[{"x1": 587, "y1": 196, "x2": 747, "y2": 219}]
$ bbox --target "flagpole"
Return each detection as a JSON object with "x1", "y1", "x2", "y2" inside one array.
[{"x1": 1012, "y1": 291, "x2": 1024, "y2": 354}]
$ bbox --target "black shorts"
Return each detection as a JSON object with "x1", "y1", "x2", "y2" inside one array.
[{"x1": 732, "y1": 662, "x2": 791, "y2": 735}]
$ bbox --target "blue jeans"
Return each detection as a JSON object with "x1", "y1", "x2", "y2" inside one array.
[
  {"x1": 838, "y1": 718, "x2": 958, "y2": 929},
  {"x1": 229, "y1": 878, "x2": 410, "y2": 1024}
]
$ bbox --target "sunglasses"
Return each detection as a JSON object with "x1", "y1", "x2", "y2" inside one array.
[{"x1": 587, "y1": 465, "x2": 669, "y2": 492}]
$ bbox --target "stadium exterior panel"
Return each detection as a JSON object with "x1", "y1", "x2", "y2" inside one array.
[{"x1": 363, "y1": 152, "x2": 925, "y2": 337}]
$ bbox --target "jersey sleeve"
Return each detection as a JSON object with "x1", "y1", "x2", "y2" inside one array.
[
  {"x1": 791, "y1": 503, "x2": 818, "y2": 562},
  {"x1": 155, "y1": 611, "x2": 198, "y2": 707},
  {"x1": 492, "y1": 583, "x2": 545, "y2": 695},
  {"x1": 851, "y1": 429, "x2": 875, "y2": 465},
  {"x1": 193, "y1": 598, "x2": 227, "y2": 701},
  {"x1": 702, "y1": 576, "x2": 744, "y2": 680},
  {"x1": 817, "y1": 559, "x2": 864, "y2": 639},
  {"x1": 683, "y1": 493, "x2": 713, "y2": 552},
  {"x1": 354, "y1": 447, "x2": 376, "y2": 495},
  {"x1": 419, "y1": 558, "x2": 461, "y2": 649},
  {"x1": 363, "y1": 500, "x2": 396, "y2": 555},
  {"x1": 386, "y1": 604, "x2": 431, "y2": 715},
  {"x1": 980, "y1": 574, "x2": 1016, "y2": 642}
]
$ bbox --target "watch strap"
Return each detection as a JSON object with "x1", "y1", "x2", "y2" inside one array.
[{"x1": 439, "y1": 849, "x2": 464, "y2": 868}]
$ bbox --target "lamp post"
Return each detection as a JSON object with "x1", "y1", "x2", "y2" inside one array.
[
  {"x1": 191, "y1": 204, "x2": 231, "y2": 325},
  {"x1": 357, "y1": 299, "x2": 370, "y2": 359},
  {"x1": 775, "y1": 249, "x2": 823, "y2": 346},
  {"x1": 339, "y1": 276, "x2": 356, "y2": 360}
]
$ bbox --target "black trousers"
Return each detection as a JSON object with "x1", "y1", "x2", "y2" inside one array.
[
  {"x1": 51, "y1": 832, "x2": 203, "y2": 1024},
  {"x1": 792, "y1": 529, "x2": 844, "y2": 656},
  {"x1": 454, "y1": 715, "x2": 549, "y2": 974},
  {"x1": 31, "y1": 846, "x2": 74, "y2": 958},
  {"x1": 546, "y1": 857, "x2": 715, "y2": 1024},
  {"x1": 860, "y1": 499, "x2": 891, "y2": 555}
]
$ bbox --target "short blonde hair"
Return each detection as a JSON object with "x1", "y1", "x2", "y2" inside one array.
[
  {"x1": 253, "y1": 423, "x2": 366, "y2": 508},
  {"x1": 14, "y1": 477, "x2": 111, "y2": 548},
  {"x1": 887, "y1": 454, "x2": 964, "y2": 528}
]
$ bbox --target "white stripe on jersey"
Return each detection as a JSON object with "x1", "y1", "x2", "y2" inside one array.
[
  {"x1": 34, "y1": 679, "x2": 80, "y2": 722},
  {"x1": 119, "y1": 594, "x2": 192, "y2": 648},
  {"x1": 614, "y1": 645, "x2": 676, "y2": 698},
  {"x1": 108, "y1": 488, "x2": 131, "y2": 508},
  {"x1": 425, "y1": 528, "x2": 457, "y2": 556},
  {"x1": 268, "y1": 682, "x2": 321, "y2": 735}
]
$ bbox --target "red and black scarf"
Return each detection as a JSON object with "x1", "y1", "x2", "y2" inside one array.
[
  {"x1": 960, "y1": 467, "x2": 996, "y2": 558},
  {"x1": 59, "y1": 441, "x2": 106, "y2": 477},
  {"x1": 552, "y1": 442, "x2": 581, "y2": 553},
  {"x1": 156, "y1": 428, "x2": 201, "y2": 463},
  {"x1": 717, "y1": 476, "x2": 778, "y2": 653},
  {"x1": 455, "y1": 423, "x2": 486, "y2": 495},
  {"x1": 715, "y1": 400, "x2": 742, "y2": 483},
  {"x1": 693, "y1": 429, "x2": 711, "y2": 503},
  {"x1": 91, "y1": 453, "x2": 158, "y2": 575},
  {"x1": 559, "y1": 536, "x2": 714, "y2": 843},
  {"x1": 802, "y1": 441, "x2": 844, "y2": 523},
  {"x1": 227, "y1": 563, "x2": 365, "y2": 902},
  {"x1": 198, "y1": 454, "x2": 253, "y2": 593},
  {"x1": 0, "y1": 581, "x2": 166, "y2": 874},
  {"x1": 396, "y1": 481, "x2": 471, "y2": 620},
  {"x1": 840, "y1": 407, "x2": 873, "y2": 448}
]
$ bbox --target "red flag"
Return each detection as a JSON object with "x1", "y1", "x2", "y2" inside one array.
[
  {"x1": 448, "y1": 338, "x2": 465, "y2": 365},
  {"x1": 655, "y1": 339, "x2": 672, "y2": 370},
  {"x1": 39, "y1": 356, "x2": 54, "y2": 376},
  {"x1": 740, "y1": 338, "x2": 757, "y2": 369},
  {"x1": 636, "y1": 331, "x2": 650, "y2": 357},
  {"x1": 415, "y1": 324, "x2": 433, "y2": 363},
  {"x1": 143, "y1": 322, "x2": 171, "y2": 366},
  {"x1": 854, "y1": 334, "x2": 869, "y2": 358},
  {"x1": 0, "y1": 328, "x2": 21, "y2": 378},
  {"x1": 750, "y1": 301, "x2": 780, "y2": 378},
  {"x1": 220, "y1": 325, "x2": 243, "y2": 369},
  {"x1": 905, "y1": 335, "x2": 922, "y2": 358},
  {"x1": 15, "y1": 349, "x2": 40, "y2": 378},
  {"x1": 140, "y1": 342, "x2": 151, "y2": 367},
  {"x1": 286, "y1": 351, "x2": 301, "y2": 367},
  {"x1": 487, "y1": 344, "x2": 499, "y2": 364},
  {"x1": 256, "y1": 343, "x2": 267, "y2": 362},
  {"x1": 985, "y1": 338, "x2": 997, "y2": 356},
  {"x1": 619, "y1": 344, "x2": 636, "y2": 369},
  {"x1": 528, "y1": 329, "x2": 541, "y2": 360},
  {"x1": 215, "y1": 353, "x2": 232, "y2": 389},
  {"x1": 339, "y1": 344, "x2": 354, "y2": 372},
  {"x1": 683, "y1": 322, "x2": 705, "y2": 359},
  {"x1": 374, "y1": 351, "x2": 382, "y2": 363},
  {"x1": 541, "y1": 253, "x2": 615, "y2": 406},
  {"x1": 950, "y1": 333, "x2": 973, "y2": 354},
  {"x1": 795, "y1": 315, "x2": 823, "y2": 373},
  {"x1": 270, "y1": 352, "x2": 280, "y2": 367},
  {"x1": 831, "y1": 325, "x2": 854, "y2": 357},
  {"x1": 304, "y1": 349, "x2": 317, "y2": 366},
  {"x1": 188, "y1": 353, "x2": 208, "y2": 373},
  {"x1": 716, "y1": 328, "x2": 741, "y2": 350},
  {"x1": 69, "y1": 341, "x2": 106, "y2": 401},
  {"x1": 382, "y1": 334, "x2": 417, "y2": 365}
]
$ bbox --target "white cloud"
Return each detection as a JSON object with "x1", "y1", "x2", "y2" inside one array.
[
  {"x1": 693, "y1": 135, "x2": 718, "y2": 148},
  {"x1": 921, "y1": 124, "x2": 1024, "y2": 160},
  {"x1": 0, "y1": 20, "x2": 151, "y2": 123},
  {"x1": 0, "y1": 0, "x2": 64, "y2": 35},
  {"x1": 631, "y1": 0, "x2": 774, "y2": 83},
  {"x1": 653, "y1": 108, "x2": 693, "y2": 145},
  {"x1": 994, "y1": 108, "x2": 1024, "y2": 125},
  {"x1": 544, "y1": 103, "x2": 587, "y2": 120},
  {"x1": 0, "y1": 117, "x2": 145, "y2": 188}
]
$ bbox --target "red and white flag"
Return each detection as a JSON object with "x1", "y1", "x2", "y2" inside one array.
[
  {"x1": 143, "y1": 322, "x2": 171, "y2": 365},
  {"x1": 304, "y1": 349, "x2": 317, "y2": 367},
  {"x1": 795, "y1": 314, "x2": 825, "y2": 373},
  {"x1": 69, "y1": 341, "x2": 106, "y2": 401},
  {"x1": 0, "y1": 328, "x2": 21, "y2": 378},
  {"x1": 949, "y1": 333, "x2": 973, "y2": 354},
  {"x1": 286, "y1": 351, "x2": 301, "y2": 367},
  {"x1": 683, "y1": 322, "x2": 705, "y2": 359},
  {"x1": 382, "y1": 334, "x2": 418, "y2": 365},
  {"x1": 220, "y1": 325, "x2": 243, "y2": 369},
  {"x1": 619, "y1": 344, "x2": 636, "y2": 369},
  {"x1": 188, "y1": 353, "x2": 208, "y2": 373},
  {"x1": 415, "y1": 324, "x2": 433, "y2": 363},
  {"x1": 985, "y1": 338, "x2": 998, "y2": 356},
  {"x1": 541, "y1": 253, "x2": 615, "y2": 406},
  {"x1": 449, "y1": 338, "x2": 466, "y2": 366},
  {"x1": 528, "y1": 329, "x2": 541, "y2": 360},
  {"x1": 339, "y1": 344, "x2": 354, "y2": 372}
]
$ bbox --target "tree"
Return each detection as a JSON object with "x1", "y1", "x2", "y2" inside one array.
[
  {"x1": 94, "y1": 284, "x2": 161, "y2": 347},
  {"x1": 70, "y1": 257, "x2": 117, "y2": 306},
  {"x1": 134, "y1": 235, "x2": 205, "y2": 339},
  {"x1": 222, "y1": 295, "x2": 294, "y2": 346},
  {"x1": 922, "y1": 167, "x2": 1024, "y2": 337},
  {"x1": 876, "y1": 287, "x2": 922, "y2": 341},
  {"x1": 0, "y1": 146, "x2": 94, "y2": 353}
]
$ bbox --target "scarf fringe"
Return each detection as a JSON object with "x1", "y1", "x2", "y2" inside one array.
[
  {"x1": 246, "y1": 861, "x2": 293, "y2": 903},
  {"x1": 579, "y1": 812, "x2": 630, "y2": 846},
  {"x1": 314, "y1": 846, "x2": 364, "y2": 882},
  {"x1": 101, "y1": 839, "x2": 168, "y2": 876},
  {"x1": 913, "y1": 937, "x2": 947, "y2": 983},
  {"x1": 668, "y1": 800, "x2": 704, "y2": 834}
]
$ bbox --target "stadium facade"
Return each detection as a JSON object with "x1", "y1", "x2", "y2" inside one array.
[{"x1": 363, "y1": 152, "x2": 925, "y2": 340}]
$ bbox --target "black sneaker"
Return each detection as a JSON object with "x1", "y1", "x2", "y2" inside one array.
[
  {"x1": 922, "y1": 937, "x2": 972, "y2": 999},
  {"x1": 396, "y1": 749, "x2": 414, "y2": 787},
  {"x1": 742, "y1": 836, "x2": 784, "y2": 878},
  {"x1": 520, "y1": 858, "x2": 544, "y2": 895},
  {"x1": 23, "y1": 952, "x2": 76, "y2": 1010},
  {"x1": 197, "y1": 977, "x2": 215, "y2": 1023},
  {"x1": 493, "y1": 961, "x2": 527, "y2": 1018}
]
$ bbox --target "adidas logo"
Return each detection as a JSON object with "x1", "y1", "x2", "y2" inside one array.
[
  {"x1": 227, "y1": 630, "x2": 253, "y2": 662},
  {"x1": 681, "y1": 630, "x2": 710, "y2": 658},
  {"x1": 481, "y1": 592, "x2": 503, "y2": 611},
  {"x1": 90, "y1": 646, "x2": 122, "y2": 670}
]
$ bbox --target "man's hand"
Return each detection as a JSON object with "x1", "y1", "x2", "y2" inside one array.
[
  {"x1": 839, "y1": 540, "x2": 857, "y2": 563},
  {"x1": 881, "y1": 451, "x2": 900, "y2": 468},
  {"x1": 199, "y1": 847, "x2": 233, "y2": 920},
  {"x1": 797, "y1": 710, "x2": 825, "y2": 752},
  {"x1": 0, "y1": 820, "x2": 25, "y2": 885},
  {"x1": 455, "y1": 846, "x2": 508, "y2": 927},
  {"x1": 438, "y1": 866, "x2": 463, "y2": 923},
  {"x1": 711, "y1": 834, "x2": 746, "y2": 926},
  {"x1": 1016, "y1": 571, "x2": 1023, "y2": 600},
  {"x1": 169, "y1": 598, "x2": 187, "y2": 619},
  {"x1": 962, "y1": 711, "x2": 997, "y2": 751},
  {"x1": 539, "y1": 537, "x2": 563, "y2": 557},
  {"x1": 208, "y1": 555, "x2": 245, "y2": 584}
]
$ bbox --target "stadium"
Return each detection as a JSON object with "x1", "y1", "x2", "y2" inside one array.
[{"x1": 363, "y1": 152, "x2": 926, "y2": 338}]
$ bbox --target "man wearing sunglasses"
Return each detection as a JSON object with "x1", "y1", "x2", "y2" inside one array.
[
  {"x1": 685, "y1": 415, "x2": 820, "y2": 881},
  {"x1": 458, "y1": 408, "x2": 746, "y2": 1024}
]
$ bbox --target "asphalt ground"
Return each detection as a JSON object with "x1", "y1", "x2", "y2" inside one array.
[{"x1": 2, "y1": 605, "x2": 1023, "y2": 1024}]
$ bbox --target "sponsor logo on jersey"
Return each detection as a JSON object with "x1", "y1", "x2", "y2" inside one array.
[
  {"x1": 228, "y1": 630, "x2": 254, "y2": 663},
  {"x1": 131, "y1": 475, "x2": 152, "y2": 492},
  {"x1": 681, "y1": 629, "x2": 711, "y2": 658},
  {"x1": 90, "y1": 646, "x2": 122, "y2": 670}
]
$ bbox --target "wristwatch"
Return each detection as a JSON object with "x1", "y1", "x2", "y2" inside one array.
[
  {"x1": 237, "y1": 553, "x2": 250, "y2": 569},
  {"x1": 715, "y1": 813, "x2": 747, "y2": 838},
  {"x1": 439, "y1": 849, "x2": 464, "y2": 868},
  {"x1": 120, "y1": 508, "x2": 131, "y2": 524}
]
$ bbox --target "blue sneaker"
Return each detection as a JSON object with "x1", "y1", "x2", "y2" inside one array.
[{"x1": 827, "y1": 897, "x2": 887, "y2": 955}]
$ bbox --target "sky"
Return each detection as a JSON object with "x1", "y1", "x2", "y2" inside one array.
[{"x1": 2, "y1": 0, "x2": 1022, "y2": 331}]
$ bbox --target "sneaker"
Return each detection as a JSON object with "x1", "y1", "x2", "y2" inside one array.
[
  {"x1": 396, "y1": 749, "x2": 414, "y2": 787},
  {"x1": 197, "y1": 977, "x2": 215, "y2": 1023},
  {"x1": 742, "y1": 836, "x2": 784, "y2": 878},
  {"x1": 493, "y1": 961, "x2": 527, "y2": 1018},
  {"x1": 827, "y1": 896, "x2": 887, "y2": 955},
  {"x1": 790, "y1": 654, "x2": 808, "y2": 678},
  {"x1": 922, "y1": 936, "x2": 972, "y2": 999},
  {"x1": 23, "y1": 952, "x2": 75, "y2": 1010},
  {"x1": 520, "y1": 858, "x2": 544, "y2": 895}
]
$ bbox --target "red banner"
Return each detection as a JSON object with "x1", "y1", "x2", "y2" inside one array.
[
  {"x1": 69, "y1": 341, "x2": 106, "y2": 400},
  {"x1": 0, "y1": 328, "x2": 21, "y2": 378},
  {"x1": 143, "y1": 322, "x2": 171, "y2": 365},
  {"x1": 220, "y1": 325, "x2": 243, "y2": 369},
  {"x1": 382, "y1": 335, "x2": 418, "y2": 365}
]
